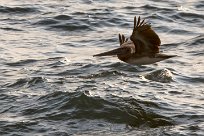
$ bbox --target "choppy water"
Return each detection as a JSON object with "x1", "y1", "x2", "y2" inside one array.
[{"x1": 0, "y1": 0, "x2": 204, "y2": 135}]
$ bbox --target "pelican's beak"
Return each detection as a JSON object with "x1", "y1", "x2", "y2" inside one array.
[{"x1": 93, "y1": 47, "x2": 128, "y2": 57}]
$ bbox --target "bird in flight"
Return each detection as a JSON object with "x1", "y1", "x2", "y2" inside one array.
[{"x1": 93, "y1": 16, "x2": 176, "y2": 65}]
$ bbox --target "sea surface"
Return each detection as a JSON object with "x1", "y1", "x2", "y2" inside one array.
[{"x1": 0, "y1": 0, "x2": 204, "y2": 135}]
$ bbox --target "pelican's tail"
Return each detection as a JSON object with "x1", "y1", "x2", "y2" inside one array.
[
  {"x1": 93, "y1": 47, "x2": 129, "y2": 57},
  {"x1": 155, "y1": 54, "x2": 177, "y2": 59}
]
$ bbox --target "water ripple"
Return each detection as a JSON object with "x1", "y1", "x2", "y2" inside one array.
[{"x1": 0, "y1": 6, "x2": 38, "y2": 14}]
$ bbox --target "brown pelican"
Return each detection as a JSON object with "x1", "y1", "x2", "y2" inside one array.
[{"x1": 93, "y1": 16, "x2": 176, "y2": 65}]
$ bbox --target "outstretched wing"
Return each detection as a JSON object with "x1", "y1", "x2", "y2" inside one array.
[
  {"x1": 130, "y1": 16, "x2": 161, "y2": 53},
  {"x1": 119, "y1": 34, "x2": 128, "y2": 46}
]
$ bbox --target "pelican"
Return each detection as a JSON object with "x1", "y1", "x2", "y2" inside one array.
[{"x1": 93, "y1": 16, "x2": 176, "y2": 65}]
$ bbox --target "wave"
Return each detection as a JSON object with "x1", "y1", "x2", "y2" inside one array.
[
  {"x1": 21, "y1": 91, "x2": 175, "y2": 128},
  {"x1": 143, "y1": 69, "x2": 174, "y2": 83}
]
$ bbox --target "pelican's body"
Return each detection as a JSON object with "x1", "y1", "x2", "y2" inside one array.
[{"x1": 93, "y1": 16, "x2": 176, "y2": 65}]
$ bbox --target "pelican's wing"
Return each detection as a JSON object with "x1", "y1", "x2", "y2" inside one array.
[
  {"x1": 130, "y1": 16, "x2": 161, "y2": 53},
  {"x1": 119, "y1": 34, "x2": 128, "y2": 46}
]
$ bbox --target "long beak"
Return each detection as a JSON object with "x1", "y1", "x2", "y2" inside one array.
[{"x1": 93, "y1": 48, "x2": 128, "y2": 57}]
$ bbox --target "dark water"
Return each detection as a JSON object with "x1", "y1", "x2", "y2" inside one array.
[{"x1": 0, "y1": 0, "x2": 204, "y2": 135}]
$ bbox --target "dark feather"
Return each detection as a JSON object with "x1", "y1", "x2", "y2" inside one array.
[
  {"x1": 119, "y1": 34, "x2": 122, "y2": 45},
  {"x1": 130, "y1": 16, "x2": 161, "y2": 53}
]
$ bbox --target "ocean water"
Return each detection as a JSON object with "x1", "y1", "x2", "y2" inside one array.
[{"x1": 0, "y1": 0, "x2": 204, "y2": 135}]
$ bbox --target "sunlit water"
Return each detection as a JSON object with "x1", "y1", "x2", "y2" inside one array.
[{"x1": 0, "y1": 0, "x2": 204, "y2": 135}]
